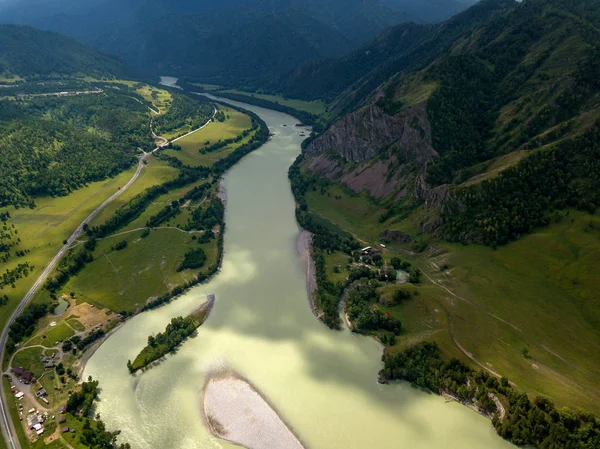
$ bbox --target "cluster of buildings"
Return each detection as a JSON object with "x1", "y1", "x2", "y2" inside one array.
[
  {"x1": 12, "y1": 367, "x2": 36, "y2": 384},
  {"x1": 26, "y1": 409, "x2": 47, "y2": 436}
]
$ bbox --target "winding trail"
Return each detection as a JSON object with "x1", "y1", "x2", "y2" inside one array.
[{"x1": 0, "y1": 102, "x2": 217, "y2": 449}]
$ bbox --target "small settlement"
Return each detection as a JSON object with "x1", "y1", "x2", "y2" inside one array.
[{"x1": 5, "y1": 297, "x2": 121, "y2": 443}]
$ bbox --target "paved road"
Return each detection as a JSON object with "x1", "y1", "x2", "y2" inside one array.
[
  {"x1": 0, "y1": 102, "x2": 217, "y2": 449},
  {"x1": 0, "y1": 149, "x2": 155, "y2": 449}
]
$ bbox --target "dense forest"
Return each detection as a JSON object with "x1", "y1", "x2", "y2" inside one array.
[
  {"x1": 0, "y1": 91, "x2": 153, "y2": 208},
  {"x1": 382, "y1": 343, "x2": 600, "y2": 448},
  {"x1": 153, "y1": 94, "x2": 214, "y2": 137},
  {"x1": 0, "y1": 24, "x2": 134, "y2": 80},
  {"x1": 127, "y1": 316, "x2": 199, "y2": 372},
  {"x1": 444, "y1": 124, "x2": 600, "y2": 246},
  {"x1": 67, "y1": 377, "x2": 131, "y2": 449}
]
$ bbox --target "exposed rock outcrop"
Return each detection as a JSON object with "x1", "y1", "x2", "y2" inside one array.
[
  {"x1": 306, "y1": 103, "x2": 436, "y2": 163},
  {"x1": 379, "y1": 230, "x2": 413, "y2": 244},
  {"x1": 304, "y1": 102, "x2": 438, "y2": 200}
]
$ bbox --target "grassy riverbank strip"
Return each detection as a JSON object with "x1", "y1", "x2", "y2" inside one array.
[
  {"x1": 128, "y1": 295, "x2": 215, "y2": 373},
  {"x1": 191, "y1": 87, "x2": 327, "y2": 132}
]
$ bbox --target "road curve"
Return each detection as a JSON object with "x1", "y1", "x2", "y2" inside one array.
[
  {"x1": 0, "y1": 102, "x2": 217, "y2": 449},
  {"x1": 0, "y1": 149, "x2": 154, "y2": 449}
]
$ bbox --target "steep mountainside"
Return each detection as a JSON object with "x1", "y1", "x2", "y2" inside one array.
[
  {"x1": 0, "y1": 0, "x2": 480, "y2": 87},
  {"x1": 301, "y1": 0, "x2": 600, "y2": 245},
  {"x1": 274, "y1": 0, "x2": 514, "y2": 107},
  {"x1": 93, "y1": 0, "x2": 408, "y2": 86},
  {"x1": 0, "y1": 25, "x2": 134, "y2": 80}
]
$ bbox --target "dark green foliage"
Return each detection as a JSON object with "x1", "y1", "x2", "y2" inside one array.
[
  {"x1": 129, "y1": 316, "x2": 199, "y2": 372},
  {"x1": 7, "y1": 301, "x2": 52, "y2": 352},
  {"x1": 390, "y1": 257, "x2": 411, "y2": 270},
  {"x1": 393, "y1": 289, "x2": 411, "y2": 303},
  {"x1": 146, "y1": 201, "x2": 180, "y2": 228},
  {"x1": 183, "y1": 183, "x2": 211, "y2": 202},
  {"x1": 177, "y1": 248, "x2": 207, "y2": 272},
  {"x1": 67, "y1": 377, "x2": 99, "y2": 416},
  {"x1": 382, "y1": 342, "x2": 600, "y2": 447},
  {"x1": 114, "y1": 240, "x2": 128, "y2": 251},
  {"x1": 153, "y1": 94, "x2": 213, "y2": 137},
  {"x1": 0, "y1": 25, "x2": 133, "y2": 80},
  {"x1": 0, "y1": 90, "x2": 153, "y2": 207},
  {"x1": 375, "y1": 83, "x2": 404, "y2": 116},
  {"x1": 45, "y1": 247, "x2": 94, "y2": 292},
  {"x1": 187, "y1": 198, "x2": 223, "y2": 231},
  {"x1": 346, "y1": 281, "x2": 402, "y2": 335},
  {"x1": 80, "y1": 417, "x2": 126, "y2": 449},
  {"x1": 426, "y1": 55, "x2": 497, "y2": 185},
  {"x1": 444, "y1": 125, "x2": 600, "y2": 246},
  {"x1": 63, "y1": 329, "x2": 105, "y2": 352},
  {"x1": 0, "y1": 263, "x2": 33, "y2": 289}
]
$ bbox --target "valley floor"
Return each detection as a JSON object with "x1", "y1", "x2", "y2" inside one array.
[{"x1": 303, "y1": 180, "x2": 600, "y2": 415}]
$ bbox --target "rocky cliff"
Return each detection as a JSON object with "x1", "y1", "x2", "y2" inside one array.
[{"x1": 304, "y1": 102, "x2": 439, "y2": 200}]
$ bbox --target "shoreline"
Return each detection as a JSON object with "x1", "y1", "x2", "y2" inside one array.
[
  {"x1": 202, "y1": 372, "x2": 306, "y2": 449},
  {"x1": 295, "y1": 230, "x2": 318, "y2": 319}
]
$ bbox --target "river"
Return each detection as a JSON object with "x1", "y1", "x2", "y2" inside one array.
[{"x1": 84, "y1": 98, "x2": 515, "y2": 449}]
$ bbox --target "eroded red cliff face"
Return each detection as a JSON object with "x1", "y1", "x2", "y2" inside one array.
[{"x1": 303, "y1": 102, "x2": 440, "y2": 202}]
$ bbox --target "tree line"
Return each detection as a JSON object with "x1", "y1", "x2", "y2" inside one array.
[
  {"x1": 127, "y1": 316, "x2": 199, "y2": 372},
  {"x1": 443, "y1": 124, "x2": 600, "y2": 246},
  {"x1": 382, "y1": 342, "x2": 600, "y2": 448}
]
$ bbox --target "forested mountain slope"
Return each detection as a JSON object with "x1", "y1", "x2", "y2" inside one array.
[
  {"x1": 291, "y1": 0, "x2": 600, "y2": 427},
  {"x1": 0, "y1": 25, "x2": 133, "y2": 80},
  {"x1": 0, "y1": 0, "x2": 480, "y2": 87},
  {"x1": 300, "y1": 0, "x2": 600, "y2": 246},
  {"x1": 92, "y1": 0, "x2": 409, "y2": 87},
  {"x1": 274, "y1": 0, "x2": 515, "y2": 106}
]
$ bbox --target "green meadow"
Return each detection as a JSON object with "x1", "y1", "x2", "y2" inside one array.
[
  {"x1": 66, "y1": 229, "x2": 217, "y2": 313},
  {"x1": 304, "y1": 180, "x2": 600, "y2": 414},
  {"x1": 87, "y1": 157, "x2": 179, "y2": 229},
  {"x1": 220, "y1": 89, "x2": 327, "y2": 115},
  {"x1": 163, "y1": 106, "x2": 253, "y2": 167},
  {"x1": 0, "y1": 165, "x2": 148, "y2": 332}
]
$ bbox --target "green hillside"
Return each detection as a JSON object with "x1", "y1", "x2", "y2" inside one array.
[
  {"x1": 0, "y1": 24, "x2": 134, "y2": 80},
  {"x1": 292, "y1": 0, "x2": 600, "y2": 432}
]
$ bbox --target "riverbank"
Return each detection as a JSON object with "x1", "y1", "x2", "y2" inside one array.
[
  {"x1": 295, "y1": 230, "x2": 318, "y2": 319},
  {"x1": 203, "y1": 373, "x2": 305, "y2": 449},
  {"x1": 129, "y1": 295, "x2": 215, "y2": 373}
]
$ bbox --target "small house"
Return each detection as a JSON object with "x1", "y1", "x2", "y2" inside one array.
[
  {"x1": 61, "y1": 426, "x2": 69, "y2": 433},
  {"x1": 58, "y1": 417, "x2": 66, "y2": 424},
  {"x1": 13, "y1": 367, "x2": 36, "y2": 383},
  {"x1": 59, "y1": 405, "x2": 66, "y2": 414},
  {"x1": 36, "y1": 388, "x2": 47, "y2": 398}
]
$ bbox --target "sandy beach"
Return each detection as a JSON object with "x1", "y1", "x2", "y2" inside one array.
[{"x1": 203, "y1": 374, "x2": 305, "y2": 449}]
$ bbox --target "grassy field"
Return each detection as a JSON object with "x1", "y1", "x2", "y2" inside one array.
[
  {"x1": 163, "y1": 106, "x2": 253, "y2": 167},
  {"x1": 40, "y1": 323, "x2": 74, "y2": 348},
  {"x1": 191, "y1": 83, "x2": 221, "y2": 91},
  {"x1": 220, "y1": 89, "x2": 327, "y2": 115},
  {"x1": 66, "y1": 229, "x2": 216, "y2": 313},
  {"x1": 425, "y1": 210, "x2": 600, "y2": 414},
  {"x1": 0, "y1": 164, "x2": 151, "y2": 337},
  {"x1": 135, "y1": 84, "x2": 172, "y2": 114},
  {"x1": 87, "y1": 156, "x2": 179, "y2": 228},
  {"x1": 12, "y1": 347, "x2": 45, "y2": 377},
  {"x1": 304, "y1": 180, "x2": 600, "y2": 414}
]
